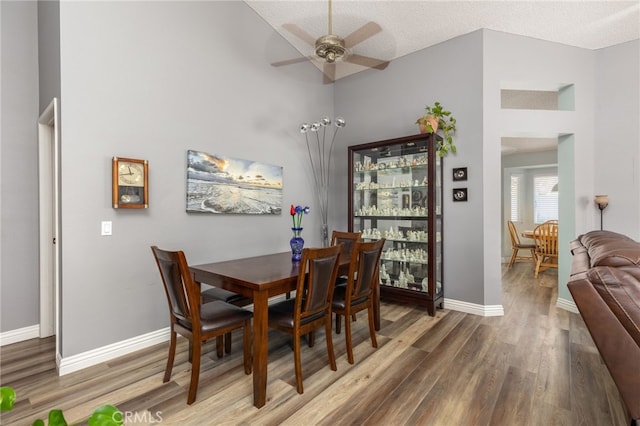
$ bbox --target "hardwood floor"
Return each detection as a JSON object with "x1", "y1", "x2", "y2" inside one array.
[{"x1": 1, "y1": 263, "x2": 628, "y2": 425}]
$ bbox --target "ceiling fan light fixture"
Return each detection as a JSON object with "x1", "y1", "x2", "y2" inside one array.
[{"x1": 315, "y1": 34, "x2": 346, "y2": 63}]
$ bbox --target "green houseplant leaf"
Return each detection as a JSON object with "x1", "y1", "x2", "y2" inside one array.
[
  {"x1": 88, "y1": 404, "x2": 123, "y2": 426},
  {"x1": 44, "y1": 409, "x2": 68, "y2": 426},
  {"x1": 0, "y1": 386, "x2": 16, "y2": 411},
  {"x1": 415, "y1": 101, "x2": 457, "y2": 157}
]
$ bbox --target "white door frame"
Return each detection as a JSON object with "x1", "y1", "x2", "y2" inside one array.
[{"x1": 38, "y1": 97, "x2": 60, "y2": 357}]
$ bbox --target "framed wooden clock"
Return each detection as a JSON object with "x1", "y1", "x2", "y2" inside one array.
[{"x1": 112, "y1": 157, "x2": 148, "y2": 209}]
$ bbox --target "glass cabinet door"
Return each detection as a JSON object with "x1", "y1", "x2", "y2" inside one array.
[{"x1": 349, "y1": 134, "x2": 443, "y2": 316}]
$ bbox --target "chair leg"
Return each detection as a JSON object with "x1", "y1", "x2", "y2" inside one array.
[
  {"x1": 216, "y1": 335, "x2": 223, "y2": 358},
  {"x1": 335, "y1": 313, "x2": 342, "y2": 334},
  {"x1": 293, "y1": 333, "x2": 304, "y2": 394},
  {"x1": 308, "y1": 331, "x2": 315, "y2": 348},
  {"x1": 164, "y1": 330, "x2": 177, "y2": 383},
  {"x1": 187, "y1": 339, "x2": 202, "y2": 405},
  {"x1": 535, "y1": 255, "x2": 543, "y2": 278},
  {"x1": 225, "y1": 332, "x2": 232, "y2": 354},
  {"x1": 367, "y1": 304, "x2": 378, "y2": 349},
  {"x1": 242, "y1": 321, "x2": 251, "y2": 374},
  {"x1": 344, "y1": 311, "x2": 354, "y2": 364},
  {"x1": 508, "y1": 249, "x2": 517, "y2": 268},
  {"x1": 325, "y1": 316, "x2": 337, "y2": 371}
]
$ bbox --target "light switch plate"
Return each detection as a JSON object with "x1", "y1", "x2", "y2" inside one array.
[{"x1": 101, "y1": 221, "x2": 112, "y2": 236}]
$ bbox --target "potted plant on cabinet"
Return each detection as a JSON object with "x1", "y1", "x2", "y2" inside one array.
[{"x1": 415, "y1": 101, "x2": 457, "y2": 157}]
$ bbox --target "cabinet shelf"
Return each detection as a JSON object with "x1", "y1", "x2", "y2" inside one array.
[{"x1": 349, "y1": 133, "x2": 443, "y2": 316}]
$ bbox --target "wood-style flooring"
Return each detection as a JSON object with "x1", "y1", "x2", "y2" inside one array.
[{"x1": 0, "y1": 263, "x2": 628, "y2": 425}]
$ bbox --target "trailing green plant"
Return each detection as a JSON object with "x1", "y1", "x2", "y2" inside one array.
[
  {"x1": 415, "y1": 101, "x2": 457, "y2": 157},
  {"x1": 1, "y1": 386, "x2": 122, "y2": 426}
]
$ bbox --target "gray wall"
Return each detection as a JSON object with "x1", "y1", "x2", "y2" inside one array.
[
  {"x1": 54, "y1": 1, "x2": 332, "y2": 356},
  {"x1": 335, "y1": 30, "x2": 486, "y2": 305},
  {"x1": 1, "y1": 1, "x2": 639, "y2": 359},
  {"x1": 37, "y1": 0, "x2": 61, "y2": 111},
  {"x1": 594, "y1": 40, "x2": 640, "y2": 238},
  {"x1": 1, "y1": 0, "x2": 40, "y2": 331}
]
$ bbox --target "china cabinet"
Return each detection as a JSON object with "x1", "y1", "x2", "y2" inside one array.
[{"x1": 348, "y1": 133, "x2": 443, "y2": 316}]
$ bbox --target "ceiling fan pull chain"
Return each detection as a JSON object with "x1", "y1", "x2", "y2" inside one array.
[{"x1": 328, "y1": 0, "x2": 332, "y2": 34}]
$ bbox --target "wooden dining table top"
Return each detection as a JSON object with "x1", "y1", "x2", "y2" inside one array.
[{"x1": 191, "y1": 251, "x2": 307, "y2": 296}]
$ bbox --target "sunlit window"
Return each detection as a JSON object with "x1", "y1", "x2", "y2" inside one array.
[
  {"x1": 510, "y1": 175, "x2": 521, "y2": 221},
  {"x1": 534, "y1": 175, "x2": 558, "y2": 223}
]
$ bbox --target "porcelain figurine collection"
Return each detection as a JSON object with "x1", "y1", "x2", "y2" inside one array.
[
  {"x1": 360, "y1": 227, "x2": 428, "y2": 242},
  {"x1": 355, "y1": 176, "x2": 427, "y2": 190},
  {"x1": 356, "y1": 205, "x2": 428, "y2": 217},
  {"x1": 381, "y1": 247, "x2": 428, "y2": 264},
  {"x1": 379, "y1": 264, "x2": 429, "y2": 291},
  {"x1": 353, "y1": 155, "x2": 428, "y2": 172}
]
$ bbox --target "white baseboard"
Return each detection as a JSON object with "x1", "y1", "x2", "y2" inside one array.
[
  {"x1": 444, "y1": 298, "x2": 505, "y2": 317},
  {"x1": 556, "y1": 297, "x2": 579, "y2": 314},
  {"x1": 58, "y1": 327, "x2": 170, "y2": 376},
  {"x1": 0, "y1": 325, "x2": 40, "y2": 346}
]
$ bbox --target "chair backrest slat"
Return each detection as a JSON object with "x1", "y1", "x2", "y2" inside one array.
[
  {"x1": 331, "y1": 231, "x2": 361, "y2": 262},
  {"x1": 507, "y1": 221, "x2": 521, "y2": 246},
  {"x1": 343, "y1": 239, "x2": 385, "y2": 303},
  {"x1": 151, "y1": 246, "x2": 199, "y2": 326},
  {"x1": 533, "y1": 222, "x2": 559, "y2": 256},
  {"x1": 296, "y1": 245, "x2": 342, "y2": 322}
]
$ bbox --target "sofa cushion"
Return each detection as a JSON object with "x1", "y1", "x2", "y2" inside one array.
[
  {"x1": 587, "y1": 266, "x2": 640, "y2": 347},
  {"x1": 580, "y1": 230, "x2": 640, "y2": 268}
]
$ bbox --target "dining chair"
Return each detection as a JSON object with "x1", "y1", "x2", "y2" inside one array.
[
  {"x1": 328, "y1": 230, "x2": 363, "y2": 337},
  {"x1": 332, "y1": 238, "x2": 385, "y2": 364},
  {"x1": 507, "y1": 220, "x2": 536, "y2": 268},
  {"x1": 532, "y1": 221, "x2": 559, "y2": 278},
  {"x1": 150, "y1": 246, "x2": 252, "y2": 405},
  {"x1": 267, "y1": 245, "x2": 342, "y2": 394},
  {"x1": 331, "y1": 230, "x2": 362, "y2": 275},
  {"x1": 201, "y1": 286, "x2": 253, "y2": 356}
]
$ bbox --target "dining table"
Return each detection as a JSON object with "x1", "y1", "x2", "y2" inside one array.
[
  {"x1": 522, "y1": 230, "x2": 535, "y2": 239},
  {"x1": 189, "y1": 250, "x2": 372, "y2": 408}
]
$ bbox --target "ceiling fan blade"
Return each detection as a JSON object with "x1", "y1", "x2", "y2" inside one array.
[
  {"x1": 282, "y1": 23, "x2": 317, "y2": 46},
  {"x1": 271, "y1": 56, "x2": 314, "y2": 67},
  {"x1": 343, "y1": 22, "x2": 382, "y2": 48},
  {"x1": 323, "y1": 63, "x2": 336, "y2": 84},
  {"x1": 345, "y1": 54, "x2": 390, "y2": 70}
]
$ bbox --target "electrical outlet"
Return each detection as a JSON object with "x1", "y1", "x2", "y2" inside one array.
[{"x1": 101, "y1": 221, "x2": 112, "y2": 236}]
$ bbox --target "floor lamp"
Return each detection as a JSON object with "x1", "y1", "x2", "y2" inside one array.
[{"x1": 594, "y1": 195, "x2": 609, "y2": 230}]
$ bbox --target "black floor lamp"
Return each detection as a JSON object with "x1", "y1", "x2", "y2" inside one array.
[{"x1": 594, "y1": 195, "x2": 609, "y2": 230}]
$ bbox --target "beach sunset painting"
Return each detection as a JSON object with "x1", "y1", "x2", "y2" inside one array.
[{"x1": 186, "y1": 149, "x2": 283, "y2": 214}]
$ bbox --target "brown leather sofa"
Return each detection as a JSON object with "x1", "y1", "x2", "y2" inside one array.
[{"x1": 568, "y1": 230, "x2": 640, "y2": 426}]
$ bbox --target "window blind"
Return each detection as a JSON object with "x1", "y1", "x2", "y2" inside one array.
[
  {"x1": 534, "y1": 175, "x2": 558, "y2": 223},
  {"x1": 510, "y1": 175, "x2": 520, "y2": 221}
]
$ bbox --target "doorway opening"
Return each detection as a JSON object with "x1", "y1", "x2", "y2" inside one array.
[{"x1": 38, "y1": 97, "x2": 61, "y2": 363}]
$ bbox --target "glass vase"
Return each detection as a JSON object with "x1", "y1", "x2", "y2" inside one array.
[{"x1": 290, "y1": 227, "x2": 304, "y2": 261}]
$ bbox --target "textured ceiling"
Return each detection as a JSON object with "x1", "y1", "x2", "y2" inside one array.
[
  {"x1": 247, "y1": 0, "x2": 640, "y2": 81},
  {"x1": 247, "y1": 0, "x2": 639, "y2": 155}
]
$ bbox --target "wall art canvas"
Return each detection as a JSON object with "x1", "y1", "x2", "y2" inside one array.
[{"x1": 186, "y1": 150, "x2": 283, "y2": 214}]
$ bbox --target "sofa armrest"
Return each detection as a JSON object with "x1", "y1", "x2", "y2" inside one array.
[{"x1": 569, "y1": 278, "x2": 640, "y2": 424}]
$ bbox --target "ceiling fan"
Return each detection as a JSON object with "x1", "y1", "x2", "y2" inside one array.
[{"x1": 271, "y1": 0, "x2": 390, "y2": 84}]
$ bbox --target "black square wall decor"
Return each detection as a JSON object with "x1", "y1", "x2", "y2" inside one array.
[
  {"x1": 453, "y1": 188, "x2": 468, "y2": 202},
  {"x1": 452, "y1": 167, "x2": 468, "y2": 181}
]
